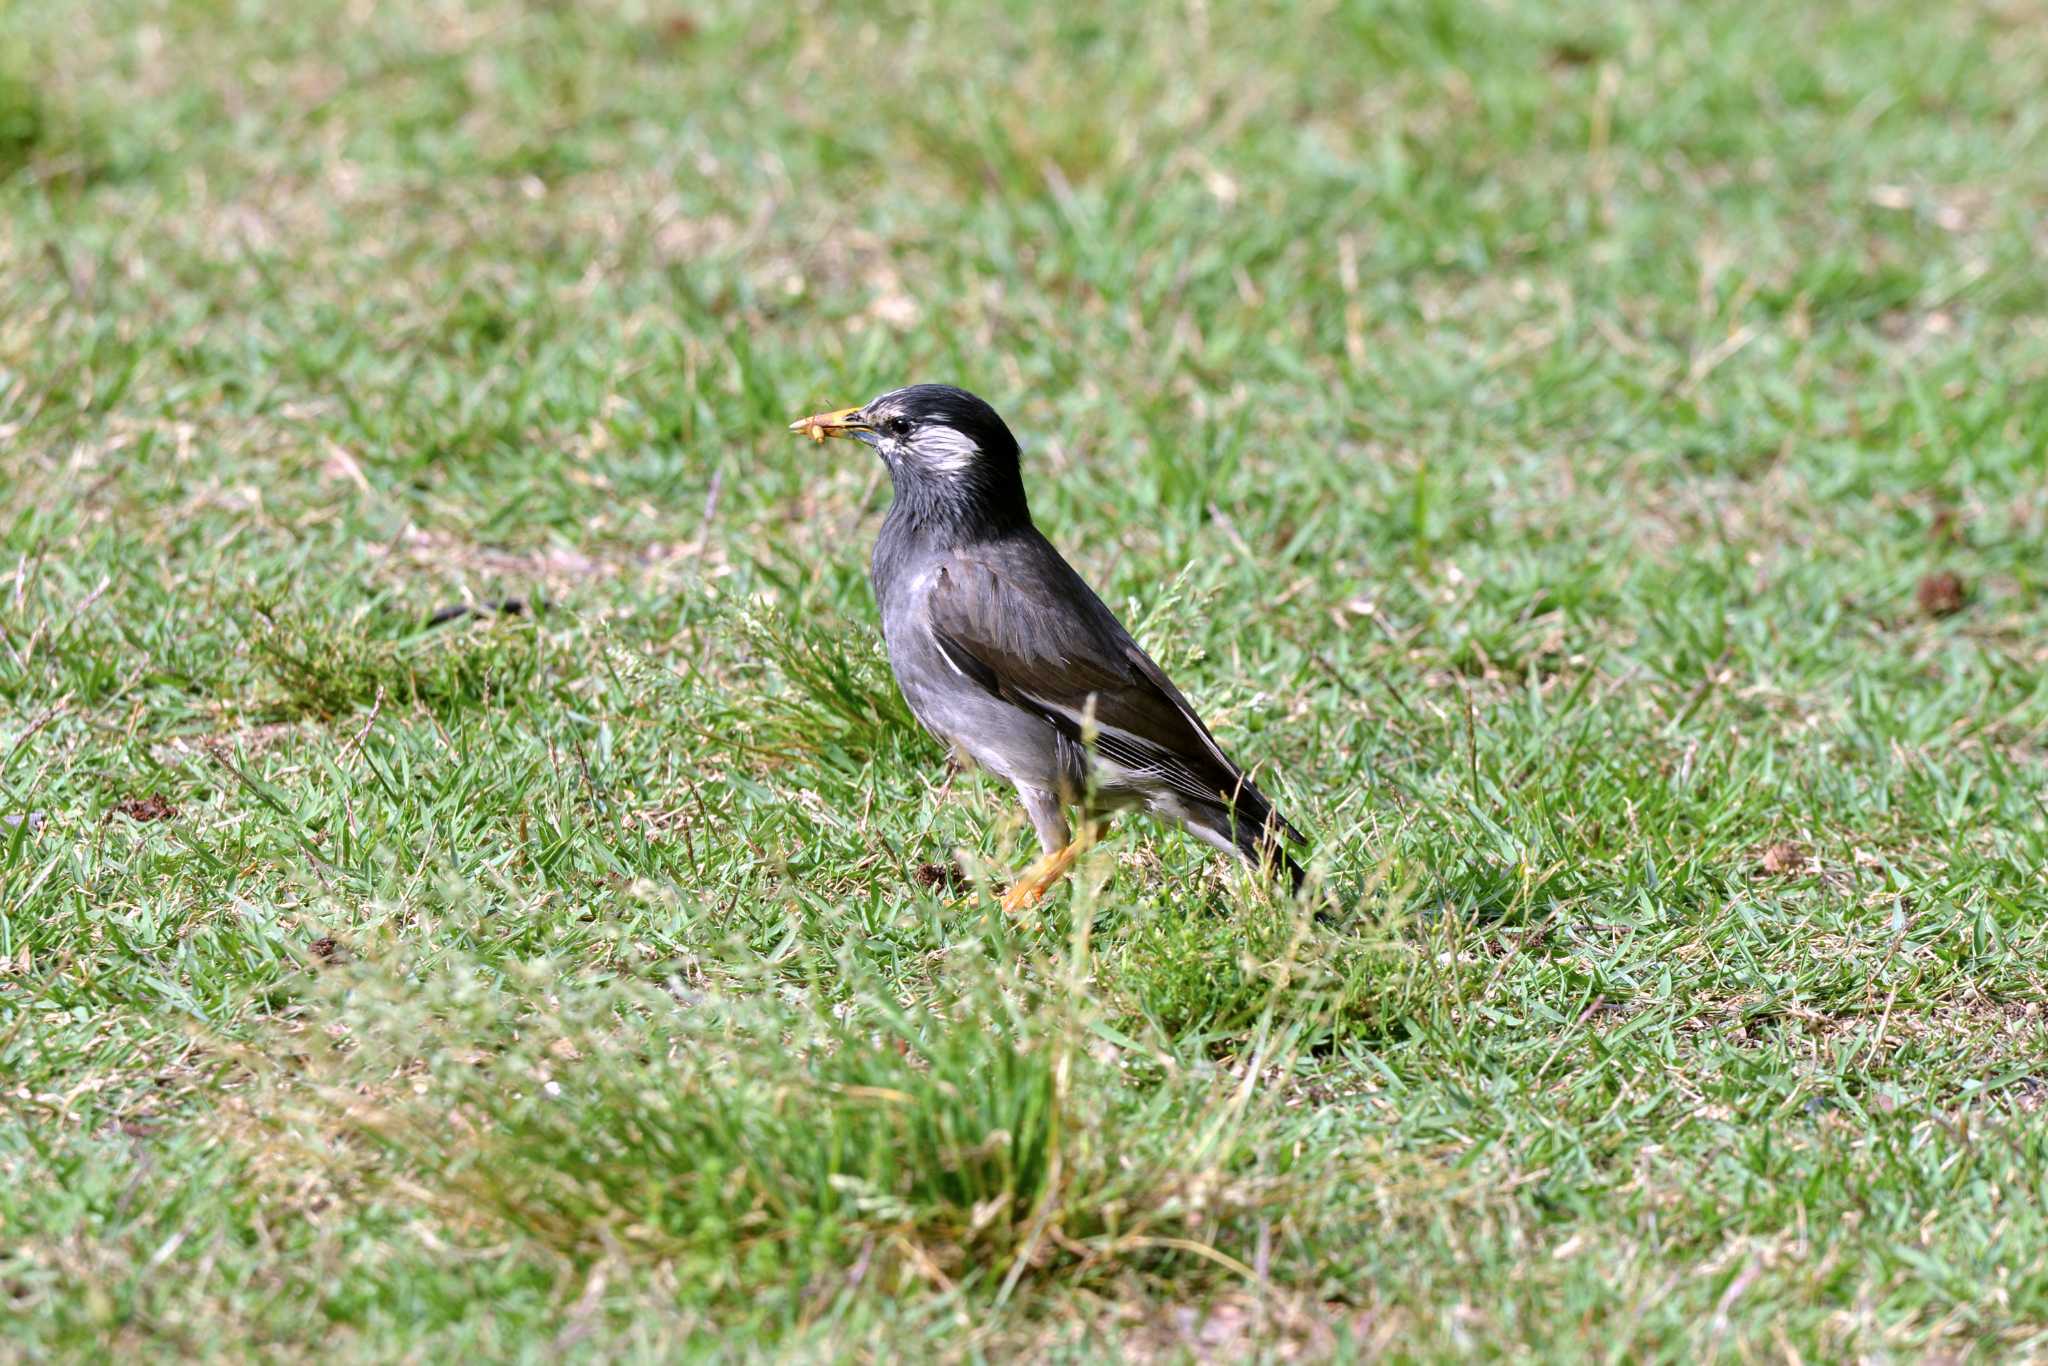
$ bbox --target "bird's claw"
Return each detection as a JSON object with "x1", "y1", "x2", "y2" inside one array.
[
  {"x1": 998, "y1": 833, "x2": 1093, "y2": 914},
  {"x1": 999, "y1": 877, "x2": 1048, "y2": 915}
]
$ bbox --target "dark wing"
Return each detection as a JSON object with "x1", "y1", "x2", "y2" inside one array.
[{"x1": 922, "y1": 547, "x2": 1301, "y2": 844}]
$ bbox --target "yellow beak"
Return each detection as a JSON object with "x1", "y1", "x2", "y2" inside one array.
[{"x1": 788, "y1": 404, "x2": 870, "y2": 443}]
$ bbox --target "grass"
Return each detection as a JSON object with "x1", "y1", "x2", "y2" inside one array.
[{"x1": 3, "y1": 0, "x2": 2047, "y2": 1356}]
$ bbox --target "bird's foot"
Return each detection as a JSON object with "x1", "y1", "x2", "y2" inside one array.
[
  {"x1": 997, "y1": 825, "x2": 1100, "y2": 914},
  {"x1": 998, "y1": 856, "x2": 1068, "y2": 914}
]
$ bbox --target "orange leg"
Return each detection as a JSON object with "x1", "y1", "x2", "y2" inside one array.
[{"x1": 1000, "y1": 821, "x2": 1101, "y2": 914}]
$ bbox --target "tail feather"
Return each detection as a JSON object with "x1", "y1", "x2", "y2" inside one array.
[
  {"x1": 1200, "y1": 780, "x2": 1308, "y2": 894},
  {"x1": 1235, "y1": 816, "x2": 1307, "y2": 894}
]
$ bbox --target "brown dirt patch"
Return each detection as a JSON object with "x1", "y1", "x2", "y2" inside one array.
[
  {"x1": 914, "y1": 861, "x2": 968, "y2": 893},
  {"x1": 110, "y1": 794, "x2": 178, "y2": 823},
  {"x1": 1916, "y1": 571, "x2": 1967, "y2": 618},
  {"x1": 1755, "y1": 842, "x2": 1807, "y2": 877}
]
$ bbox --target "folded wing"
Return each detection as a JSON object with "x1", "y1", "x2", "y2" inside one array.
[{"x1": 922, "y1": 548, "x2": 1301, "y2": 847}]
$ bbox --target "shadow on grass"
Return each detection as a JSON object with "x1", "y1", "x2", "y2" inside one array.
[{"x1": 247, "y1": 603, "x2": 552, "y2": 721}]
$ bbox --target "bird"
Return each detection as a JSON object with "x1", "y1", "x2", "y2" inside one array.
[{"x1": 790, "y1": 384, "x2": 1306, "y2": 911}]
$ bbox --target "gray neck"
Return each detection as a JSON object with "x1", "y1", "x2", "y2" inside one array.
[
  {"x1": 878, "y1": 464, "x2": 1032, "y2": 544},
  {"x1": 870, "y1": 488, "x2": 1031, "y2": 604}
]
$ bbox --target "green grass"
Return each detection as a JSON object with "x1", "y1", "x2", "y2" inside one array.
[{"x1": 4, "y1": 0, "x2": 2047, "y2": 1357}]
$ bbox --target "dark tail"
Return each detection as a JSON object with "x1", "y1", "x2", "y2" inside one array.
[
  {"x1": 1239, "y1": 820, "x2": 1307, "y2": 894},
  {"x1": 1210, "y1": 779, "x2": 1308, "y2": 894}
]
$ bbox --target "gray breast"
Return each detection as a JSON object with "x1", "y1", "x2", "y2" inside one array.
[{"x1": 879, "y1": 568, "x2": 1078, "y2": 797}]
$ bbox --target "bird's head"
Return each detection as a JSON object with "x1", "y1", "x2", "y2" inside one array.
[{"x1": 790, "y1": 383, "x2": 1027, "y2": 528}]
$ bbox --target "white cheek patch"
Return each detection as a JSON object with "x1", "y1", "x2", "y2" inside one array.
[{"x1": 912, "y1": 424, "x2": 982, "y2": 474}]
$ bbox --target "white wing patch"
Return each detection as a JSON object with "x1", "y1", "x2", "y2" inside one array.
[{"x1": 928, "y1": 620, "x2": 970, "y2": 679}]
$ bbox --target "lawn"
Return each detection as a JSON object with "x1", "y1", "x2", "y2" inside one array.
[{"x1": 4, "y1": 0, "x2": 2048, "y2": 1357}]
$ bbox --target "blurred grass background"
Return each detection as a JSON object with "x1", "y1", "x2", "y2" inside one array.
[{"x1": 3, "y1": 0, "x2": 2047, "y2": 1357}]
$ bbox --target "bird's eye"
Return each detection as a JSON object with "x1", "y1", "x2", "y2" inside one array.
[{"x1": 885, "y1": 416, "x2": 913, "y2": 437}]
